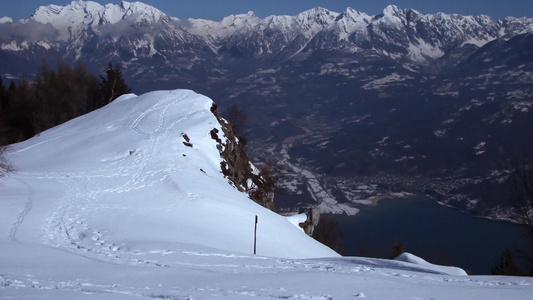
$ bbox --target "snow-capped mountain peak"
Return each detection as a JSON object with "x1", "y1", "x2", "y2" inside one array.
[
  {"x1": 382, "y1": 4, "x2": 404, "y2": 16},
  {"x1": 295, "y1": 7, "x2": 339, "y2": 27},
  {"x1": 219, "y1": 11, "x2": 260, "y2": 32},
  {"x1": 3, "y1": 1, "x2": 533, "y2": 67},
  {"x1": 113, "y1": 0, "x2": 167, "y2": 24},
  {"x1": 17, "y1": 1, "x2": 533, "y2": 57},
  {"x1": 376, "y1": 5, "x2": 408, "y2": 28},
  {"x1": 31, "y1": 1, "x2": 103, "y2": 25},
  {"x1": 343, "y1": 7, "x2": 372, "y2": 21},
  {"x1": 30, "y1": 0, "x2": 168, "y2": 39}
]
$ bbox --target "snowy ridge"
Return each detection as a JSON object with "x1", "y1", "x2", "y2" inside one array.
[{"x1": 6, "y1": 89, "x2": 337, "y2": 259}]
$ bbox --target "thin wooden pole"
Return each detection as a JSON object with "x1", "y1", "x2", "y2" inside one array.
[{"x1": 254, "y1": 215, "x2": 258, "y2": 255}]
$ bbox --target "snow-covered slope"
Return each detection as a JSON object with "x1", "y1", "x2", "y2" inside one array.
[
  {"x1": 1, "y1": 89, "x2": 532, "y2": 299},
  {"x1": 3, "y1": 89, "x2": 336, "y2": 259}
]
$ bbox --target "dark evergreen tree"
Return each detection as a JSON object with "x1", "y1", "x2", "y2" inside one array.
[
  {"x1": 0, "y1": 61, "x2": 104, "y2": 146},
  {"x1": 33, "y1": 60, "x2": 60, "y2": 131},
  {"x1": 0, "y1": 80, "x2": 18, "y2": 144},
  {"x1": 491, "y1": 249, "x2": 522, "y2": 276},
  {"x1": 6, "y1": 77, "x2": 36, "y2": 141},
  {"x1": 0, "y1": 76, "x2": 7, "y2": 113},
  {"x1": 0, "y1": 77, "x2": 10, "y2": 145},
  {"x1": 507, "y1": 155, "x2": 533, "y2": 276},
  {"x1": 73, "y1": 63, "x2": 101, "y2": 113},
  {"x1": 99, "y1": 62, "x2": 131, "y2": 103},
  {"x1": 389, "y1": 243, "x2": 404, "y2": 259},
  {"x1": 7, "y1": 80, "x2": 16, "y2": 100}
]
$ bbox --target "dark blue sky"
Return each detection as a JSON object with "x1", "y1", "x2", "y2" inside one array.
[{"x1": 3, "y1": 0, "x2": 533, "y2": 21}]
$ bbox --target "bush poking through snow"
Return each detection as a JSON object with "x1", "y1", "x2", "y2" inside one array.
[{"x1": 0, "y1": 146, "x2": 13, "y2": 178}]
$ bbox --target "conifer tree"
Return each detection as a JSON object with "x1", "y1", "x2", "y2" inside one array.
[
  {"x1": 389, "y1": 243, "x2": 404, "y2": 259},
  {"x1": 0, "y1": 77, "x2": 10, "y2": 145},
  {"x1": 491, "y1": 249, "x2": 522, "y2": 276},
  {"x1": 0, "y1": 61, "x2": 106, "y2": 146},
  {"x1": 0, "y1": 76, "x2": 7, "y2": 113},
  {"x1": 6, "y1": 77, "x2": 35, "y2": 141},
  {"x1": 7, "y1": 80, "x2": 16, "y2": 100},
  {"x1": 99, "y1": 62, "x2": 131, "y2": 103}
]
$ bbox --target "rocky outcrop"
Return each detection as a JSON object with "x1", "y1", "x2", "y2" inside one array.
[{"x1": 210, "y1": 104, "x2": 275, "y2": 211}]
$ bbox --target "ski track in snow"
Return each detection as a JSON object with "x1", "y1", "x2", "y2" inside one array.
[
  {"x1": 8, "y1": 179, "x2": 34, "y2": 242},
  {"x1": 0, "y1": 272, "x2": 331, "y2": 299},
  {"x1": 120, "y1": 93, "x2": 192, "y2": 193},
  {"x1": 39, "y1": 95, "x2": 192, "y2": 268},
  {"x1": 1, "y1": 253, "x2": 531, "y2": 299}
]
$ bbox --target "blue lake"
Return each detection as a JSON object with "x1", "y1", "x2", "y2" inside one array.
[{"x1": 333, "y1": 196, "x2": 531, "y2": 275}]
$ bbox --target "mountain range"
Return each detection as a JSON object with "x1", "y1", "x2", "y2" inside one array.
[
  {"x1": 1, "y1": 0, "x2": 533, "y2": 220},
  {"x1": 2, "y1": 1, "x2": 533, "y2": 68}
]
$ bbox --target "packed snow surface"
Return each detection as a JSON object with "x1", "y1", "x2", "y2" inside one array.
[{"x1": 1, "y1": 89, "x2": 532, "y2": 299}]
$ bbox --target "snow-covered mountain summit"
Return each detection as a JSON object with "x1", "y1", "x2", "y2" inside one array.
[
  {"x1": 31, "y1": 0, "x2": 171, "y2": 39},
  {"x1": 4, "y1": 89, "x2": 336, "y2": 259},
  {"x1": 32, "y1": 0, "x2": 168, "y2": 25}
]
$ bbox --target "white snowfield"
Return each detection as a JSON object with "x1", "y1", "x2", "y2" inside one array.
[{"x1": 1, "y1": 89, "x2": 532, "y2": 299}]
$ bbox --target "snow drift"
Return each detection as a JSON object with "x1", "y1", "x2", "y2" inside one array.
[{"x1": 395, "y1": 252, "x2": 468, "y2": 276}]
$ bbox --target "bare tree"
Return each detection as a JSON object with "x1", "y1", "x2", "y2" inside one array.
[
  {"x1": 224, "y1": 103, "x2": 249, "y2": 139},
  {"x1": 0, "y1": 146, "x2": 14, "y2": 178},
  {"x1": 509, "y1": 155, "x2": 533, "y2": 236},
  {"x1": 507, "y1": 155, "x2": 533, "y2": 275}
]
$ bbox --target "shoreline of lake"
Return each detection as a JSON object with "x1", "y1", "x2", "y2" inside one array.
[{"x1": 331, "y1": 195, "x2": 530, "y2": 275}]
